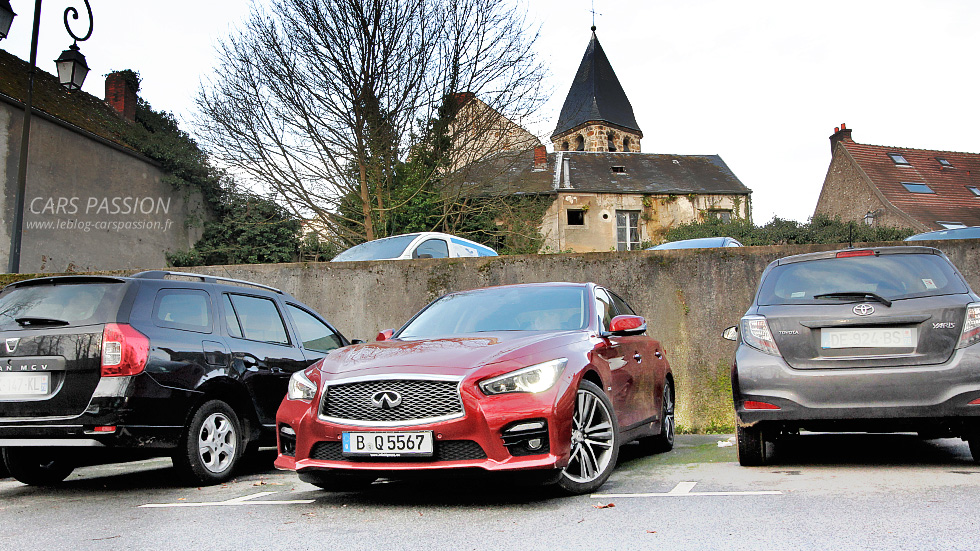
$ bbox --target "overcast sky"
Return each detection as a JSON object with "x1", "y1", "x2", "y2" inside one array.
[{"x1": 3, "y1": 0, "x2": 978, "y2": 223}]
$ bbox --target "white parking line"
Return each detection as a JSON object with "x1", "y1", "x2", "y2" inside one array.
[
  {"x1": 139, "y1": 491, "x2": 315, "y2": 508},
  {"x1": 593, "y1": 481, "x2": 782, "y2": 498}
]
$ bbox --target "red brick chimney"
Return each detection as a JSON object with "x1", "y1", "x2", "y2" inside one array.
[
  {"x1": 534, "y1": 145, "x2": 547, "y2": 170},
  {"x1": 105, "y1": 72, "x2": 137, "y2": 121},
  {"x1": 829, "y1": 122, "x2": 853, "y2": 154}
]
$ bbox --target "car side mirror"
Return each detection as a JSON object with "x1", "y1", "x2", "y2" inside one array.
[
  {"x1": 350, "y1": 339, "x2": 365, "y2": 345},
  {"x1": 722, "y1": 326, "x2": 738, "y2": 341},
  {"x1": 376, "y1": 329, "x2": 395, "y2": 341},
  {"x1": 609, "y1": 315, "x2": 647, "y2": 336}
]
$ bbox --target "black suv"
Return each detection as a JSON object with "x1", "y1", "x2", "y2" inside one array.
[{"x1": 0, "y1": 271, "x2": 349, "y2": 485}]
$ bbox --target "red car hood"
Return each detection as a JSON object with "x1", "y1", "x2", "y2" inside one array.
[{"x1": 318, "y1": 331, "x2": 583, "y2": 379}]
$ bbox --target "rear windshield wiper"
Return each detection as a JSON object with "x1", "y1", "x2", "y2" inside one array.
[
  {"x1": 14, "y1": 316, "x2": 70, "y2": 327},
  {"x1": 812, "y1": 292, "x2": 892, "y2": 307}
]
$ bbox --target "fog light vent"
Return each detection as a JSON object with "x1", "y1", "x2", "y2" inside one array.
[
  {"x1": 279, "y1": 424, "x2": 297, "y2": 457},
  {"x1": 501, "y1": 419, "x2": 550, "y2": 457}
]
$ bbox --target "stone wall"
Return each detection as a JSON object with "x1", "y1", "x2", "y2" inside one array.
[
  {"x1": 1, "y1": 99, "x2": 206, "y2": 272},
  {"x1": 182, "y1": 239, "x2": 980, "y2": 433},
  {"x1": 553, "y1": 123, "x2": 641, "y2": 153}
]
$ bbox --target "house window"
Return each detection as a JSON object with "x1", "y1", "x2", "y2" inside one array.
[
  {"x1": 937, "y1": 157, "x2": 953, "y2": 167},
  {"x1": 575, "y1": 135, "x2": 585, "y2": 151},
  {"x1": 938, "y1": 221, "x2": 966, "y2": 229},
  {"x1": 623, "y1": 136, "x2": 631, "y2": 151},
  {"x1": 607, "y1": 132, "x2": 617, "y2": 152},
  {"x1": 967, "y1": 186, "x2": 980, "y2": 197},
  {"x1": 888, "y1": 153, "x2": 910, "y2": 165},
  {"x1": 616, "y1": 210, "x2": 641, "y2": 251},
  {"x1": 611, "y1": 166, "x2": 626, "y2": 173},
  {"x1": 566, "y1": 209, "x2": 586, "y2": 226},
  {"x1": 709, "y1": 210, "x2": 733, "y2": 223},
  {"x1": 561, "y1": 141, "x2": 569, "y2": 151},
  {"x1": 901, "y1": 182, "x2": 934, "y2": 194}
]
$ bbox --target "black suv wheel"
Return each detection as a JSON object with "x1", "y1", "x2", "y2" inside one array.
[{"x1": 173, "y1": 400, "x2": 243, "y2": 485}]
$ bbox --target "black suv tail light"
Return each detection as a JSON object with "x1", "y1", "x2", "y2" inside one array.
[{"x1": 101, "y1": 323, "x2": 150, "y2": 377}]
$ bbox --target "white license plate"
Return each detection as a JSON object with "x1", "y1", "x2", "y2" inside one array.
[
  {"x1": 821, "y1": 327, "x2": 917, "y2": 349},
  {"x1": 342, "y1": 431, "x2": 433, "y2": 457},
  {"x1": 0, "y1": 373, "x2": 50, "y2": 396}
]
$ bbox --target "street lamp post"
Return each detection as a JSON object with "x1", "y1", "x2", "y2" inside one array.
[{"x1": 2, "y1": 0, "x2": 94, "y2": 274}]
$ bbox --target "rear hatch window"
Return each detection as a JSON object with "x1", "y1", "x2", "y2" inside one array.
[
  {"x1": 756, "y1": 253, "x2": 971, "y2": 369},
  {"x1": 0, "y1": 279, "x2": 126, "y2": 418}
]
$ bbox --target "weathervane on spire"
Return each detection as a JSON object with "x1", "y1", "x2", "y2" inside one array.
[{"x1": 590, "y1": 0, "x2": 600, "y2": 31}]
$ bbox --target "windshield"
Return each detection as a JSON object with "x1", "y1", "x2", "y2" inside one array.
[
  {"x1": 0, "y1": 282, "x2": 123, "y2": 328},
  {"x1": 757, "y1": 253, "x2": 969, "y2": 306},
  {"x1": 333, "y1": 234, "x2": 419, "y2": 261},
  {"x1": 398, "y1": 286, "x2": 589, "y2": 338}
]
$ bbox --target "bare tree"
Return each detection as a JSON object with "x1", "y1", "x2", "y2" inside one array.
[{"x1": 197, "y1": 0, "x2": 547, "y2": 244}]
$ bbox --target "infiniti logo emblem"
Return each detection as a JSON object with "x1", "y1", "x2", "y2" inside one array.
[
  {"x1": 5, "y1": 338, "x2": 19, "y2": 353},
  {"x1": 371, "y1": 390, "x2": 403, "y2": 409},
  {"x1": 853, "y1": 304, "x2": 875, "y2": 316}
]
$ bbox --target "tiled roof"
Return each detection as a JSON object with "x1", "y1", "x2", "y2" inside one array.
[
  {"x1": 0, "y1": 48, "x2": 134, "y2": 150},
  {"x1": 843, "y1": 139, "x2": 980, "y2": 229},
  {"x1": 551, "y1": 31, "x2": 641, "y2": 139},
  {"x1": 557, "y1": 152, "x2": 750, "y2": 195},
  {"x1": 465, "y1": 150, "x2": 750, "y2": 196}
]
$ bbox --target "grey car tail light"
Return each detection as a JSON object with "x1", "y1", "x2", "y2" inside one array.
[
  {"x1": 959, "y1": 303, "x2": 980, "y2": 349},
  {"x1": 740, "y1": 315, "x2": 781, "y2": 356}
]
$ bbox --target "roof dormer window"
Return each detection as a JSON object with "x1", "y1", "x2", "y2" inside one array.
[
  {"x1": 937, "y1": 157, "x2": 953, "y2": 167},
  {"x1": 967, "y1": 186, "x2": 980, "y2": 197},
  {"x1": 888, "y1": 153, "x2": 910, "y2": 165},
  {"x1": 901, "y1": 182, "x2": 934, "y2": 194},
  {"x1": 611, "y1": 166, "x2": 626, "y2": 173}
]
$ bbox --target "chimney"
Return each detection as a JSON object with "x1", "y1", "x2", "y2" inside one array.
[
  {"x1": 534, "y1": 145, "x2": 547, "y2": 170},
  {"x1": 105, "y1": 72, "x2": 137, "y2": 121},
  {"x1": 829, "y1": 122, "x2": 853, "y2": 154}
]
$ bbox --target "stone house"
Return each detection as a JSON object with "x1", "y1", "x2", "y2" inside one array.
[
  {"x1": 814, "y1": 125, "x2": 980, "y2": 231},
  {"x1": 0, "y1": 49, "x2": 205, "y2": 272},
  {"x1": 465, "y1": 29, "x2": 751, "y2": 252}
]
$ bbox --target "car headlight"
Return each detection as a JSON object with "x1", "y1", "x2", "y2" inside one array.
[
  {"x1": 287, "y1": 370, "x2": 318, "y2": 401},
  {"x1": 479, "y1": 358, "x2": 567, "y2": 395}
]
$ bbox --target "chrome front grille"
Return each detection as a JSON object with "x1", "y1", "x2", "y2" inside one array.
[{"x1": 319, "y1": 378, "x2": 464, "y2": 426}]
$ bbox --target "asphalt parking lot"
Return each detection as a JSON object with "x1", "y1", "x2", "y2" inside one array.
[{"x1": 1, "y1": 434, "x2": 978, "y2": 551}]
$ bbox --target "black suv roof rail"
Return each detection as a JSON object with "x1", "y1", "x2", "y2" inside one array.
[{"x1": 132, "y1": 270, "x2": 285, "y2": 295}]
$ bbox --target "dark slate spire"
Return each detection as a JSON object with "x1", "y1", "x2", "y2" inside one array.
[{"x1": 552, "y1": 30, "x2": 641, "y2": 139}]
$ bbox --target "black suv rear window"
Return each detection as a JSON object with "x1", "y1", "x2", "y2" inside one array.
[
  {"x1": 0, "y1": 282, "x2": 122, "y2": 327},
  {"x1": 758, "y1": 254, "x2": 969, "y2": 305}
]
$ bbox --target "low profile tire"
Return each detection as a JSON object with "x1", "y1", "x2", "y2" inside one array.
[
  {"x1": 299, "y1": 471, "x2": 378, "y2": 491},
  {"x1": 637, "y1": 379, "x2": 675, "y2": 454},
  {"x1": 735, "y1": 423, "x2": 767, "y2": 466},
  {"x1": 557, "y1": 380, "x2": 620, "y2": 495},
  {"x1": 174, "y1": 400, "x2": 243, "y2": 485},
  {"x1": 2, "y1": 447, "x2": 75, "y2": 486}
]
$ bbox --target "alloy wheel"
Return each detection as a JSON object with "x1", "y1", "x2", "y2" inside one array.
[
  {"x1": 563, "y1": 387, "x2": 616, "y2": 483},
  {"x1": 198, "y1": 412, "x2": 237, "y2": 474}
]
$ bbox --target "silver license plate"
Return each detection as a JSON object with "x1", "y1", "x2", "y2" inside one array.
[
  {"x1": 821, "y1": 327, "x2": 917, "y2": 349},
  {"x1": 0, "y1": 373, "x2": 50, "y2": 396},
  {"x1": 342, "y1": 431, "x2": 434, "y2": 457}
]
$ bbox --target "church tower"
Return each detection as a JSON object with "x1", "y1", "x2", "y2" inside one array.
[{"x1": 551, "y1": 27, "x2": 643, "y2": 153}]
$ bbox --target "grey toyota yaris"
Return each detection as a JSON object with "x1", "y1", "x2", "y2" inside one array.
[{"x1": 724, "y1": 246, "x2": 980, "y2": 465}]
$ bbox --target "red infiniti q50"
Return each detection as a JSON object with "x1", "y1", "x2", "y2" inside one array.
[{"x1": 275, "y1": 283, "x2": 674, "y2": 494}]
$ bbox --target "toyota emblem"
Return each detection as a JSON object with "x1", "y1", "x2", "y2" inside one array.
[
  {"x1": 371, "y1": 390, "x2": 403, "y2": 409},
  {"x1": 853, "y1": 304, "x2": 875, "y2": 316}
]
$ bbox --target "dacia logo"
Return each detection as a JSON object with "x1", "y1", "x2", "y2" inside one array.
[
  {"x1": 5, "y1": 338, "x2": 19, "y2": 353},
  {"x1": 371, "y1": 390, "x2": 403, "y2": 410}
]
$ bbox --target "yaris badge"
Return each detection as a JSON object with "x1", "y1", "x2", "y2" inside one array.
[
  {"x1": 371, "y1": 390, "x2": 403, "y2": 409},
  {"x1": 853, "y1": 304, "x2": 875, "y2": 316},
  {"x1": 5, "y1": 338, "x2": 19, "y2": 353}
]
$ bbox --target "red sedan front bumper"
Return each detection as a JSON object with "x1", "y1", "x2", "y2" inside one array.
[{"x1": 275, "y1": 377, "x2": 576, "y2": 475}]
